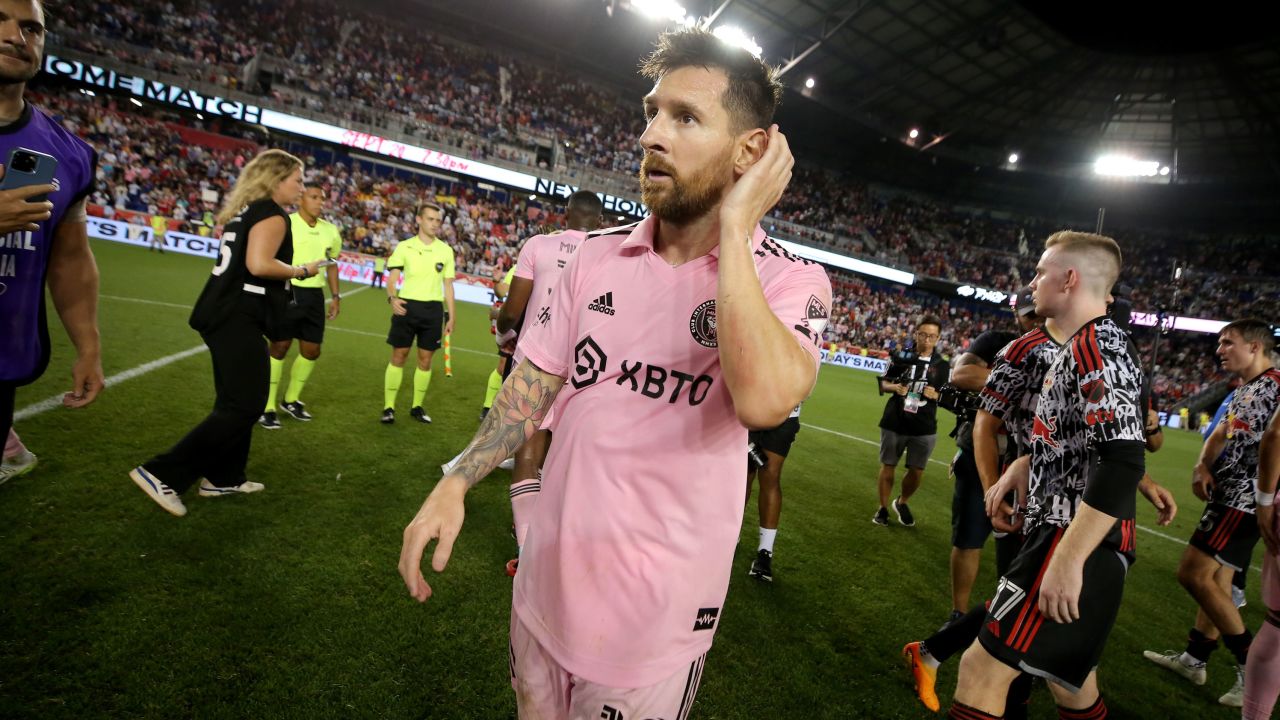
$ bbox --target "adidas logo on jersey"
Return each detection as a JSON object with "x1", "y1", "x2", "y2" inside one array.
[{"x1": 588, "y1": 292, "x2": 616, "y2": 315}]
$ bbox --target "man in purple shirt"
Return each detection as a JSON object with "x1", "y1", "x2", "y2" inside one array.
[{"x1": 1, "y1": 0, "x2": 103, "y2": 442}]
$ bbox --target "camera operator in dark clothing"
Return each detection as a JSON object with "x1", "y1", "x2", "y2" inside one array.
[{"x1": 874, "y1": 315, "x2": 950, "y2": 528}]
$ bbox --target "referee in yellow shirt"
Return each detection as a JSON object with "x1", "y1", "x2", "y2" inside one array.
[
  {"x1": 382, "y1": 202, "x2": 456, "y2": 424},
  {"x1": 261, "y1": 186, "x2": 342, "y2": 428}
]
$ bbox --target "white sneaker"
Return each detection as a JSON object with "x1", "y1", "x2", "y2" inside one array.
[
  {"x1": 499, "y1": 457, "x2": 515, "y2": 471},
  {"x1": 1232, "y1": 584, "x2": 1247, "y2": 608},
  {"x1": 1219, "y1": 665, "x2": 1244, "y2": 707},
  {"x1": 1142, "y1": 649, "x2": 1207, "y2": 686},
  {"x1": 0, "y1": 450, "x2": 38, "y2": 486},
  {"x1": 129, "y1": 466, "x2": 188, "y2": 517},
  {"x1": 198, "y1": 479, "x2": 265, "y2": 497}
]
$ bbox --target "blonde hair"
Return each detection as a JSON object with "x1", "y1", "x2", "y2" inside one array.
[
  {"x1": 1044, "y1": 231, "x2": 1123, "y2": 292},
  {"x1": 216, "y1": 149, "x2": 304, "y2": 225}
]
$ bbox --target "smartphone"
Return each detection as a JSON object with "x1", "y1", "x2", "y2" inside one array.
[{"x1": 0, "y1": 147, "x2": 58, "y2": 202}]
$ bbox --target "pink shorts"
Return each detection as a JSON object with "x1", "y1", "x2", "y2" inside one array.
[{"x1": 509, "y1": 610, "x2": 706, "y2": 720}]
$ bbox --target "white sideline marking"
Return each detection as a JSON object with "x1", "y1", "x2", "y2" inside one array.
[
  {"x1": 14, "y1": 344, "x2": 208, "y2": 421},
  {"x1": 801, "y1": 422, "x2": 1262, "y2": 572}
]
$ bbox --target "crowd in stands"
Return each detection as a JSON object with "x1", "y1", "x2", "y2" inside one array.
[
  {"x1": 49, "y1": 0, "x2": 1280, "y2": 323},
  {"x1": 32, "y1": 62, "x2": 1268, "y2": 409}
]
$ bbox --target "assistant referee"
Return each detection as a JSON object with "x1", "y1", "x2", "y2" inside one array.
[
  {"x1": 382, "y1": 202, "x2": 455, "y2": 425},
  {"x1": 262, "y1": 186, "x2": 342, "y2": 428}
]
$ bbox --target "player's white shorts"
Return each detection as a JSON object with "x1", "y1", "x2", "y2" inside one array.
[{"x1": 510, "y1": 609, "x2": 706, "y2": 720}]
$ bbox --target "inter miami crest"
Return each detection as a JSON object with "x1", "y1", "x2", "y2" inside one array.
[{"x1": 689, "y1": 299, "x2": 717, "y2": 348}]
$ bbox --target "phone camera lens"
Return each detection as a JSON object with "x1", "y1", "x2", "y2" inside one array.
[{"x1": 13, "y1": 153, "x2": 38, "y2": 174}]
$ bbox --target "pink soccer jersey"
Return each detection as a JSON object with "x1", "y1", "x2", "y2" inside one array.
[
  {"x1": 515, "y1": 217, "x2": 833, "y2": 687},
  {"x1": 512, "y1": 229, "x2": 588, "y2": 367}
]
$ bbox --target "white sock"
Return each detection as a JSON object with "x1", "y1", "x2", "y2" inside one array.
[
  {"x1": 1179, "y1": 651, "x2": 1205, "y2": 667},
  {"x1": 758, "y1": 527, "x2": 777, "y2": 554},
  {"x1": 920, "y1": 645, "x2": 941, "y2": 669}
]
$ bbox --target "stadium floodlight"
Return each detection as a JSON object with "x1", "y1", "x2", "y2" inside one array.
[
  {"x1": 1159, "y1": 166, "x2": 1171, "y2": 176},
  {"x1": 130, "y1": 98, "x2": 142, "y2": 107},
  {"x1": 908, "y1": 128, "x2": 920, "y2": 139},
  {"x1": 629, "y1": 0, "x2": 690, "y2": 25},
  {"x1": 528, "y1": 194, "x2": 536, "y2": 200},
  {"x1": 1093, "y1": 155, "x2": 1160, "y2": 177},
  {"x1": 1008, "y1": 153, "x2": 1019, "y2": 164},
  {"x1": 712, "y1": 25, "x2": 763, "y2": 58},
  {"x1": 805, "y1": 77, "x2": 815, "y2": 89}
]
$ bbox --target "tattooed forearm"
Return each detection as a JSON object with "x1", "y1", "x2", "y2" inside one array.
[{"x1": 449, "y1": 359, "x2": 565, "y2": 488}]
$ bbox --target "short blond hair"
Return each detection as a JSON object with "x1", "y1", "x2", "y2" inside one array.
[{"x1": 1044, "y1": 231, "x2": 1122, "y2": 292}]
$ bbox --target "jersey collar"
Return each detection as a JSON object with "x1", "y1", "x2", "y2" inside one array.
[{"x1": 618, "y1": 216, "x2": 767, "y2": 258}]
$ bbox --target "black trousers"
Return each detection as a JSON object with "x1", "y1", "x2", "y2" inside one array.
[
  {"x1": 142, "y1": 302, "x2": 269, "y2": 493},
  {"x1": 1, "y1": 382, "x2": 14, "y2": 453}
]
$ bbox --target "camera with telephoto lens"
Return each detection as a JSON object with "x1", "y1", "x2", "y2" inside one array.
[{"x1": 937, "y1": 383, "x2": 980, "y2": 420}]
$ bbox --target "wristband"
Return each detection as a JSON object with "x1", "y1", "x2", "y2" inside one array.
[{"x1": 1256, "y1": 481, "x2": 1276, "y2": 507}]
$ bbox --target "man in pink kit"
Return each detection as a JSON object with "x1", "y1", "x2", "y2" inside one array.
[
  {"x1": 398, "y1": 29, "x2": 832, "y2": 719},
  {"x1": 497, "y1": 190, "x2": 604, "y2": 571}
]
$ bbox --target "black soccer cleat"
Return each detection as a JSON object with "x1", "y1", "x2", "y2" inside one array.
[
  {"x1": 894, "y1": 497, "x2": 916, "y2": 527},
  {"x1": 258, "y1": 411, "x2": 281, "y2": 430},
  {"x1": 872, "y1": 506, "x2": 890, "y2": 526},
  {"x1": 479, "y1": 407, "x2": 490, "y2": 421},
  {"x1": 748, "y1": 549, "x2": 773, "y2": 582},
  {"x1": 409, "y1": 406, "x2": 432, "y2": 424},
  {"x1": 280, "y1": 401, "x2": 313, "y2": 421},
  {"x1": 380, "y1": 408, "x2": 395, "y2": 425}
]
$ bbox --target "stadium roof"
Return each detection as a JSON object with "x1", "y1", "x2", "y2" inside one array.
[{"x1": 402, "y1": 0, "x2": 1280, "y2": 222}]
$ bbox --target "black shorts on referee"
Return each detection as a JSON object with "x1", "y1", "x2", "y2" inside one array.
[
  {"x1": 748, "y1": 416, "x2": 801, "y2": 458},
  {"x1": 1189, "y1": 502, "x2": 1260, "y2": 572},
  {"x1": 268, "y1": 287, "x2": 327, "y2": 344},
  {"x1": 978, "y1": 523, "x2": 1131, "y2": 693},
  {"x1": 388, "y1": 299, "x2": 444, "y2": 350}
]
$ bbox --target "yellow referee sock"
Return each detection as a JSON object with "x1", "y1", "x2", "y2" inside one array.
[
  {"x1": 284, "y1": 356, "x2": 316, "y2": 404},
  {"x1": 483, "y1": 369, "x2": 503, "y2": 409},
  {"x1": 413, "y1": 368, "x2": 432, "y2": 408},
  {"x1": 384, "y1": 364, "x2": 403, "y2": 410},
  {"x1": 267, "y1": 357, "x2": 284, "y2": 412}
]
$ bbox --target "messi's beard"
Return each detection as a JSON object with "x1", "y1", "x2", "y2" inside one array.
[{"x1": 639, "y1": 152, "x2": 734, "y2": 226}]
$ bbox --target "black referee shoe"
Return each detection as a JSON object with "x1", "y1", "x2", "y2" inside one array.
[
  {"x1": 258, "y1": 411, "x2": 281, "y2": 430},
  {"x1": 281, "y1": 401, "x2": 312, "y2": 421},
  {"x1": 410, "y1": 406, "x2": 433, "y2": 424},
  {"x1": 381, "y1": 408, "x2": 395, "y2": 425}
]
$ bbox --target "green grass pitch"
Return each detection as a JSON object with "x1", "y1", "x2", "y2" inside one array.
[{"x1": 0, "y1": 240, "x2": 1263, "y2": 718}]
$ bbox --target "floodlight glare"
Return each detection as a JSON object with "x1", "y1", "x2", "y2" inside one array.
[
  {"x1": 908, "y1": 128, "x2": 920, "y2": 139},
  {"x1": 1093, "y1": 155, "x2": 1160, "y2": 177},
  {"x1": 629, "y1": 0, "x2": 689, "y2": 24},
  {"x1": 1159, "y1": 166, "x2": 1171, "y2": 176},
  {"x1": 805, "y1": 77, "x2": 815, "y2": 89},
  {"x1": 712, "y1": 25, "x2": 763, "y2": 58},
  {"x1": 1008, "y1": 153, "x2": 1019, "y2": 164}
]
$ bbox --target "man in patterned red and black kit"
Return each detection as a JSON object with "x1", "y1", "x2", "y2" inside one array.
[
  {"x1": 949, "y1": 231, "x2": 1146, "y2": 720},
  {"x1": 1142, "y1": 319, "x2": 1279, "y2": 709}
]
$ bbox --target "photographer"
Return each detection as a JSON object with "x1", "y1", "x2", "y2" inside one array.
[{"x1": 874, "y1": 315, "x2": 949, "y2": 527}]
